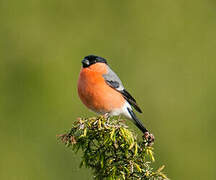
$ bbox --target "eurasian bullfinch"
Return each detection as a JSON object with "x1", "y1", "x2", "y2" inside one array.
[{"x1": 78, "y1": 55, "x2": 154, "y2": 144}]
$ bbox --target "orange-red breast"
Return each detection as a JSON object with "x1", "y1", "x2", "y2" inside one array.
[{"x1": 78, "y1": 55, "x2": 154, "y2": 143}]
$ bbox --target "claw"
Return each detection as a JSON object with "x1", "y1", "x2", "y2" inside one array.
[{"x1": 103, "y1": 113, "x2": 109, "y2": 119}]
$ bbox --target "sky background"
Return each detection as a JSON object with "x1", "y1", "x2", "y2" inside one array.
[{"x1": 1, "y1": 0, "x2": 216, "y2": 179}]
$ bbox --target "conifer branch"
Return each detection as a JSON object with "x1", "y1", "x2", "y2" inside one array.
[{"x1": 58, "y1": 116, "x2": 169, "y2": 180}]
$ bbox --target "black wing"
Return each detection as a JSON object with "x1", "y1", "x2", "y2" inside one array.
[
  {"x1": 103, "y1": 68, "x2": 142, "y2": 113},
  {"x1": 120, "y1": 89, "x2": 142, "y2": 113}
]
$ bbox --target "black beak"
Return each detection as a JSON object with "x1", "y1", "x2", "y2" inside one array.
[{"x1": 82, "y1": 59, "x2": 90, "y2": 67}]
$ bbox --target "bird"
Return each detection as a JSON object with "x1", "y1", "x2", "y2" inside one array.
[{"x1": 77, "y1": 55, "x2": 154, "y2": 144}]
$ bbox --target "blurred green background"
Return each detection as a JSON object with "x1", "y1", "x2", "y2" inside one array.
[{"x1": 1, "y1": 0, "x2": 216, "y2": 179}]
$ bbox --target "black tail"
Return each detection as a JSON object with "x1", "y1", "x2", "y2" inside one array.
[{"x1": 127, "y1": 108, "x2": 148, "y2": 134}]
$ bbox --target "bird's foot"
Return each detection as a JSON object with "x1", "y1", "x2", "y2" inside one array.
[
  {"x1": 102, "y1": 113, "x2": 110, "y2": 119},
  {"x1": 143, "y1": 132, "x2": 155, "y2": 146},
  {"x1": 118, "y1": 116, "x2": 126, "y2": 123}
]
